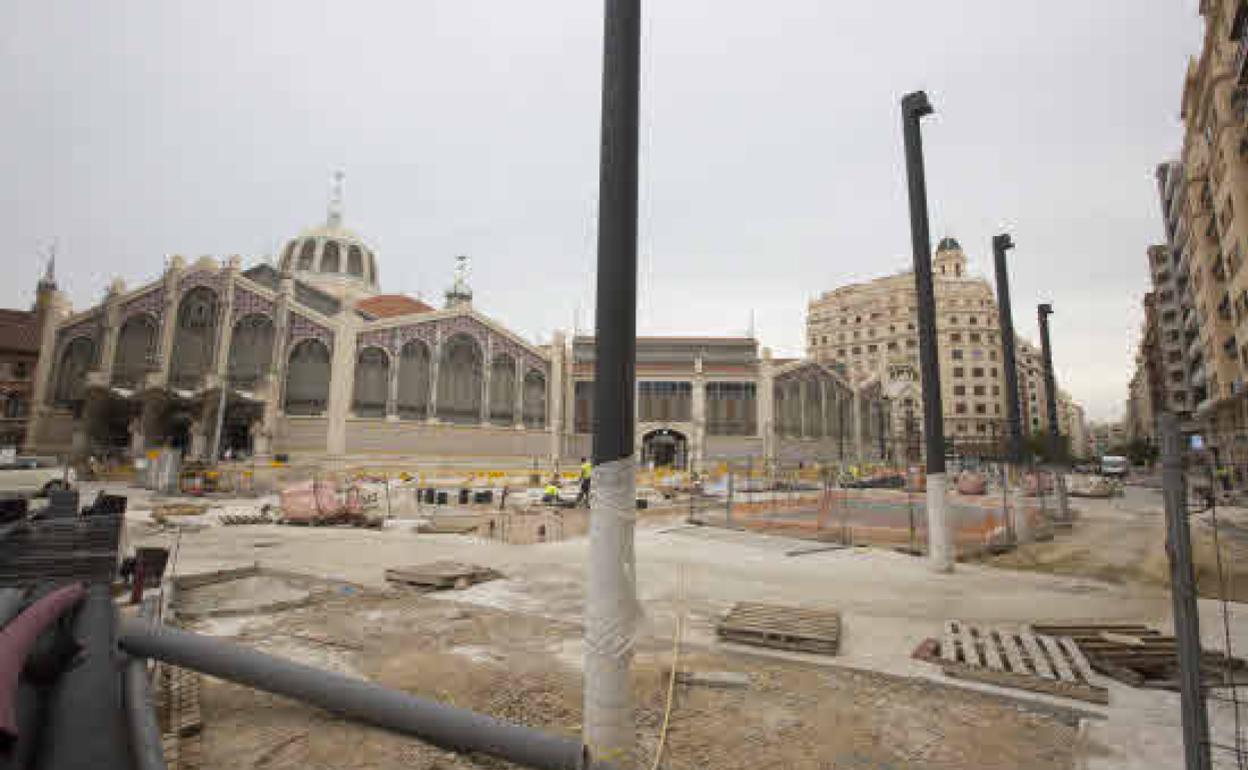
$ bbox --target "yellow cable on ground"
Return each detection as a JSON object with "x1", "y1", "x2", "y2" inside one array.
[{"x1": 650, "y1": 566, "x2": 686, "y2": 770}]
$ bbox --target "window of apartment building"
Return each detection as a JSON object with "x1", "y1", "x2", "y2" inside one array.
[
  {"x1": 973, "y1": 385, "x2": 985, "y2": 396},
  {"x1": 870, "y1": 312, "x2": 881, "y2": 320},
  {"x1": 906, "y1": 340, "x2": 916, "y2": 349},
  {"x1": 955, "y1": 402, "x2": 967, "y2": 414},
  {"x1": 852, "y1": 346, "x2": 862, "y2": 354},
  {"x1": 972, "y1": 367, "x2": 984, "y2": 377},
  {"x1": 975, "y1": 403, "x2": 987, "y2": 414},
  {"x1": 950, "y1": 316, "x2": 959, "y2": 325},
  {"x1": 968, "y1": 316, "x2": 978, "y2": 325},
  {"x1": 868, "y1": 328, "x2": 876, "y2": 337},
  {"x1": 953, "y1": 367, "x2": 964, "y2": 378},
  {"x1": 952, "y1": 349, "x2": 964, "y2": 360},
  {"x1": 906, "y1": 322, "x2": 915, "y2": 331},
  {"x1": 13, "y1": 362, "x2": 28, "y2": 379},
  {"x1": 867, "y1": 344, "x2": 878, "y2": 352},
  {"x1": 820, "y1": 336, "x2": 828, "y2": 344},
  {"x1": 989, "y1": 350, "x2": 997, "y2": 361},
  {"x1": 855, "y1": 316, "x2": 862, "y2": 323},
  {"x1": 888, "y1": 325, "x2": 896, "y2": 334},
  {"x1": 992, "y1": 385, "x2": 1000, "y2": 395},
  {"x1": 954, "y1": 385, "x2": 966, "y2": 395},
  {"x1": 957, "y1": 422, "x2": 968, "y2": 433},
  {"x1": 995, "y1": 404, "x2": 1001, "y2": 414},
  {"x1": 990, "y1": 367, "x2": 998, "y2": 377},
  {"x1": 970, "y1": 332, "x2": 981, "y2": 342},
  {"x1": 887, "y1": 341, "x2": 898, "y2": 351},
  {"x1": 951, "y1": 333, "x2": 962, "y2": 342}
]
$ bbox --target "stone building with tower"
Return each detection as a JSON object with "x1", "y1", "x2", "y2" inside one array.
[
  {"x1": 806, "y1": 237, "x2": 1088, "y2": 456},
  {"x1": 23, "y1": 185, "x2": 891, "y2": 471}
]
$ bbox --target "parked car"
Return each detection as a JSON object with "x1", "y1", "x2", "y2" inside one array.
[
  {"x1": 1100, "y1": 455, "x2": 1130, "y2": 479},
  {"x1": 0, "y1": 456, "x2": 76, "y2": 497}
]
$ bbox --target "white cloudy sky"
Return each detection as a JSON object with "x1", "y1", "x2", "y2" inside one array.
[{"x1": 0, "y1": 1, "x2": 1202, "y2": 421}]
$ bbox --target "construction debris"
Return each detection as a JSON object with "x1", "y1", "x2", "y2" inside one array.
[
  {"x1": 716, "y1": 601, "x2": 841, "y2": 656},
  {"x1": 1031, "y1": 622, "x2": 1248, "y2": 690},
  {"x1": 938, "y1": 619, "x2": 1108, "y2": 705},
  {"x1": 674, "y1": 670, "x2": 751, "y2": 689},
  {"x1": 384, "y1": 562, "x2": 502, "y2": 591}
]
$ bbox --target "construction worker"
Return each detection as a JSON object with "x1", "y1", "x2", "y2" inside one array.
[
  {"x1": 576, "y1": 457, "x2": 592, "y2": 506},
  {"x1": 543, "y1": 476, "x2": 562, "y2": 504}
]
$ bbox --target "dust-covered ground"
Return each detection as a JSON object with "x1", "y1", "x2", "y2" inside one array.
[
  {"x1": 979, "y1": 484, "x2": 1248, "y2": 601},
  {"x1": 190, "y1": 589, "x2": 1082, "y2": 770}
]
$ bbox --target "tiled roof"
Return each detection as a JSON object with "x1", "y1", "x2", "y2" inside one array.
[
  {"x1": 356, "y1": 294, "x2": 435, "y2": 319},
  {"x1": 0, "y1": 309, "x2": 39, "y2": 354}
]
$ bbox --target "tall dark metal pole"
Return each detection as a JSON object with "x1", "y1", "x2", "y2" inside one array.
[
  {"x1": 993, "y1": 234, "x2": 1026, "y2": 543},
  {"x1": 586, "y1": 0, "x2": 641, "y2": 763},
  {"x1": 1160, "y1": 413, "x2": 1213, "y2": 770},
  {"x1": 901, "y1": 90, "x2": 952, "y2": 571},
  {"x1": 1037, "y1": 303, "x2": 1070, "y2": 518},
  {"x1": 993, "y1": 235, "x2": 1022, "y2": 464}
]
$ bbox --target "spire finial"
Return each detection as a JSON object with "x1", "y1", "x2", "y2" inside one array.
[
  {"x1": 445, "y1": 254, "x2": 474, "y2": 309},
  {"x1": 327, "y1": 169, "x2": 345, "y2": 227},
  {"x1": 38, "y1": 238, "x2": 58, "y2": 291}
]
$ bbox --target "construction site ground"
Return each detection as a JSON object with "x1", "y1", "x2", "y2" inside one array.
[{"x1": 102, "y1": 479, "x2": 1248, "y2": 769}]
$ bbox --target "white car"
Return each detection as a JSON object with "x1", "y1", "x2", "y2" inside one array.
[
  {"x1": 0, "y1": 457, "x2": 76, "y2": 497},
  {"x1": 1100, "y1": 455, "x2": 1129, "y2": 479}
]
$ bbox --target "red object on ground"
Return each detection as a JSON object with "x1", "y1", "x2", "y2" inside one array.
[{"x1": 0, "y1": 583, "x2": 86, "y2": 743}]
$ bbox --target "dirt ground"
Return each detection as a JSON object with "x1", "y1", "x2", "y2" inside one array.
[
  {"x1": 189, "y1": 587, "x2": 1081, "y2": 770},
  {"x1": 979, "y1": 485, "x2": 1248, "y2": 601}
]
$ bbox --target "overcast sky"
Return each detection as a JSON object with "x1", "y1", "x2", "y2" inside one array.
[{"x1": 0, "y1": 1, "x2": 1202, "y2": 421}]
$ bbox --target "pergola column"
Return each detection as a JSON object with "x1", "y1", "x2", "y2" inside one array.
[
  {"x1": 513, "y1": 357, "x2": 525, "y2": 429},
  {"x1": 427, "y1": 331, "x2": 442, "y2": 423},
  {"x1": 798, "y1": 379, "x2": 808, "y2": 439},
  {"x1": 480, "y1": 338, "x2": 492, "y2": 424}
]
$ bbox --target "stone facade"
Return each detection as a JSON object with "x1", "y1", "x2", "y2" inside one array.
[
  {"x1": 25, "y1": 208, "x2": 892, "y2": 472},
  {"x1": 806, "y1": 237, "x2": 1087, "y2": 456}
]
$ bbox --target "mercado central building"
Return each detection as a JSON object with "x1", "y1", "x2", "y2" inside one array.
[{"x1": 24, "y1": 200, "x2": 891, "y2": 471}]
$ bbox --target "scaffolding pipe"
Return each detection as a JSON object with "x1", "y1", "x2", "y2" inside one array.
[
  {"x1": 117, "y1": 620, "x2": 600, "y2": 770},
  {"x1": 0, "y1": 583, "x2": 84, "y2": 743},
  {"x1": 123, "y1": 602, "x2": 168, "y2": 770}
]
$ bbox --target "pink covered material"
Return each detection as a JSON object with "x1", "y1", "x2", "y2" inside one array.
[
  {"x1": 0, "y1": 583, "x2": 85, "y2": 742},
  {"x1": 956, "y1": 471, "x2": 987, "y2": 495}
]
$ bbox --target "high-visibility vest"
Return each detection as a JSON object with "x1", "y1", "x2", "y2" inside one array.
[
  {"x1": 545, "y1": 484, "x2": 560, "y2": 497},
  {"x1": 581, "y1": 462, "x2": 592, "y2": 479}
]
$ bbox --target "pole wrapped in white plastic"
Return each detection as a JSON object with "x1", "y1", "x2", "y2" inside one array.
[
  {"x1": 584, "y1": 457, "x2": 639, "y2": 766},
  {"x1": 926, "y1": 472, "x2": 953, "y2": 572}
]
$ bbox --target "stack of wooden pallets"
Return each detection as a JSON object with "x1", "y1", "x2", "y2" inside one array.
[
  {"x1": 716, "y1": 601, "x2": 841, "y2": 656},
  {"x1": 939, "y1": 619, "x2": 1108, "y2": 704}
]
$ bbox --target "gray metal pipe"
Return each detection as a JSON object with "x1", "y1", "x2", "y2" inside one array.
[
  {"x1": 123, "y1": 657, "x2": 167, "y2": 770},
  {"x1": 118, "y1": 620, "x2": 599, "y2": 770},
  {"x1": 123, "y1": 599, "x2": 167, "y2": 770}
]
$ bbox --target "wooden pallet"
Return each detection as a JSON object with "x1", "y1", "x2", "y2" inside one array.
[
  {"x1": 1032, "y1": 623, "x2": 1248, "y2": 690},
  {"x1": 940, "y1": 620, "x2": 1108, "y2": 704},
  {"x1": 384, "y1": 561, "x2": 501, "y2": 590},
  {"x1": 716, "y1": 602, "x2": 841, "y2": 655}
]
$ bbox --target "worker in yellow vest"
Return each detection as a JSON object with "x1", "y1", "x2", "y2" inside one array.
[
  {"x1": 543, "y1": 476, "x2": 562, "y2": 504},
  {"x1": 575, "y1": 458, "x2": 593, "y2": 507}
]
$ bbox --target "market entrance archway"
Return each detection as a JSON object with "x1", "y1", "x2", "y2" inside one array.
[{"x1": 641, "y1": 428, "x2": 688, "y2": 470}]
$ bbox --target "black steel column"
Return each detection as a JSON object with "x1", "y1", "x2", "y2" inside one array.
[
  {"x1": 993, "y1": 234, "x2": 1023, "y2": 464},
  {"x1": 902, "y1": 90, "x2": 953, "y2": 570},
  {"x1": 591, "y1": 0, "x2": 640, "y2": 467},
  {"x1": 1037, "y1": 304, "x2": 1060, "y2": 456},
  {"x1": 901, "y1": 91, "x2": 944, "y2": 474}
]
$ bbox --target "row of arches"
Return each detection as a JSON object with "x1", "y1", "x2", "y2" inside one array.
[
  {"x1": 344, "y1": 335, "x2": 547, "y2": 426},
  {"x1": 774, "y1": 377, "x2": 853, "y2": 439}
]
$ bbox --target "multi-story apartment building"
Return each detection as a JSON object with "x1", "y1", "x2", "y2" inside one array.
[
  {"x1": 1146, "y1": 242, "x2": 1195, "y2": 423},
  {"x1": 1157, "y1": 162, "x2": 1205, "y2": 422},
  {"x1": 807, "y1": 237, "x2": 1087, "y2": 455},
  {"x1": 1160, "y1": 0, "x2": 1248, "y2": 484}
]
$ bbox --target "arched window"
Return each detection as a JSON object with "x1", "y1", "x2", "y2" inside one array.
[
  {"x1": 353, "y1": 347, "x2": 390, "y2": 417},
  {"x1": 805, "y1": 378, "x2": 823, "y2": 438},
  {"x1": 397, "y1": 340, "x2": 431, "y2": 420},
  {"x1": 489, "y1": 354, "x2": 516, "y2": 425},
  {"x1": 169, "y1": 287, "x2": 220, "y2": 390},
  {"x1": 228, "y1": 314, "x2": 275, "y2": 390},
  {"x1": 284, "y1": 339, "x2": 331, "y2": 415},
  {"x1": 347, "y1": 245, "x2": 364, "y2": 277},
  {"x1": 523, "y1": 370, "x2": 546, "y2": 428},
  {"x1": 112, "y1": 315, "x2": 158, "y2": 389},
  {"x1": 297, "y1": 239, "x2": 315, "y2": 270},
  {"x1": 53, "y1": 337, "x2": 95, "y2": 406},
  {"x1": 322, "y1": 240, "x2": 341, "y2": 273},
  {"x1": 436, "y1": 334, "x2": 482, "y2": 424}
]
